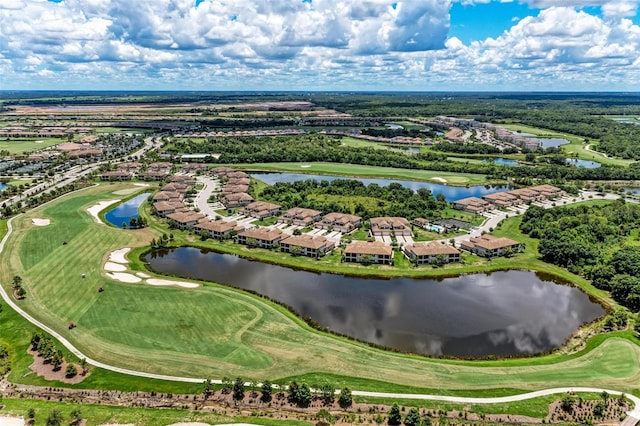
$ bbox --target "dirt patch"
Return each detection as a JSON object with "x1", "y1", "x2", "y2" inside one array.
[{"x1": 27, "y1": 349, "x2": 88, "y2": 384}]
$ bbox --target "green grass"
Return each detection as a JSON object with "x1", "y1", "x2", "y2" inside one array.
[
  {"x1": 0, "y1": 219, "x2": 7, "y2": 241},
  {"x1": 307, "y1": 193, "x2": 388, "y2": 213},
  {"x1": 229, "y1": 162, "x2": 492, "y2": 186},
  {"x1": 0, "y1": 398, "x2": 311, "y2": 426},
  {"x1": 501, "y1": 123, "x2": 633, "y2": 167},
  {"x1": 0, "y1": 138, "x2": 65, "y2": 153},
  {"x1": 1, "y1": 184, "x2": 639, "y2": 398}
]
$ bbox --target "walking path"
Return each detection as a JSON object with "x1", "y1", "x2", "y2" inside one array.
[{"x1": 0, "y1": 195, "x2": 638, "y2": 425}]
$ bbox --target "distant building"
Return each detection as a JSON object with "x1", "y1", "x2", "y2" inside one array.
[
  {"x1": 453, "y1": 197, "x2": 492, "y2": 214},
  {"x1": 194, "y1": 220, "x2": 238, "y2": 239},
  {"x1": 100, "y1": 171, "x2": 132, "y2": 181},
  {"x1": 316, "y1": 213, "x2": 362, "y2": 233},
  {"x1": 403, "y1": 242, "x2": 460, "y2": 265},
  {"x1": 370, "y1": 217, "x2": 412, "y2": 236},
  {"x1": 166, "y1": 211, "x2": 206, "y2": 230},
  {"x1": 221, "y1": 192, "x2": 254, "y2": 208},
  {"x1": 278, "y1": 207, "x2": 323, "y2": 227},
  {"x1": 237, "y1": 228, "x2": 283, "y2": 249},
  {"x1": 482, "y1": 192, "x2": 520, "y2": 207},
  {"x1": 344, "y1": 241, "x2": 393, "y2": 265},
  {"x1": 460, "y1": 234, "x2": 520, "y2": 258},
  {"x1": 280, "y1": 235, "x2": 335, "y2": 258},
  {"x1": 241, "y1": 201, "x2": 281, "y2": 219}
]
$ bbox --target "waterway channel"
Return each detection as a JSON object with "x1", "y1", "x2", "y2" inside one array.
[
  {"x1": 144, "y1": 248, "x2": 604, "y2": 358},
  {"x1": 250, "y1": 172, "x2": 510, "y2": 202}
]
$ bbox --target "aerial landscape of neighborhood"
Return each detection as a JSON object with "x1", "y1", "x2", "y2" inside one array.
[
  {"x1": 0, "y1": 91, "x2": 639, "y2": 426},
  {"x1": 2, "y1": 0, "x2": 640, "y2": 425}
]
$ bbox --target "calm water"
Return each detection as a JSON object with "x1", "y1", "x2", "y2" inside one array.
[
  {"x1": 0, "y1": 182, "x2": 6, "y2": 191},
  {"x1": 490, "y1": 158, "x2": 519, "y2": 166},
  {"x1": 250, "y1": 172, "x2": 510, "y2": 202},
  {"x1": 105, "y1": 192, "x2": 151, "y2": 227},
  {"x1": 566, "y1": 159, "x2": 601, "y2": 169},
  {"x1": 539, "y1": 138, "x2": 570, "y2": 149},
  {"x1": 145, "y1": 248, "x2": 604, "y2": 358},
  {"x1": 623, "y1": 187, "x2": 640, "y2": 195}
]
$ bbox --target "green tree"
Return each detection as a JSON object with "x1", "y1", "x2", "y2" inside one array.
[
  {"x1": 296, "y1": 383, "x2": 312, "y2": 407},
  {"x1": 65, "y1": 364, "x2": 77, "y2": 378},
  {"x1": 261, "y1": 380, "x2": 272, "y2": 402},
  {"x1": 233, "y1": 377, "x2": 245, "y2": 401},
  {"x1": 70, "y1": 408, "x2": 82, "y2": 423},
  {"x1": 221, "y1": 376, "x2": 232, "y2": 394},
  {"x1": 560, "y1": 394, "x2": 575, "y2": 413},
  {"x1": 338, "y1": 387, "x2": 353, "y2": 409},
  {"x1": 404, "y1": 407, "x2": 421, "y2": 426},
  {"x1": 319, "y1": 383, "x2": 335, "y2": 405},
  {"x1": 27, "y1": 408, "x2": 35, "y2": 420},
  {"x1": 45, "y1": 409, "x2": 63, "y2": 426},
  {"x1": 51, "y1": 350, "x2": 63, "y2": 371},
  {"x1": 388, "y1": 403, "x2": 402, "y2": 426}
]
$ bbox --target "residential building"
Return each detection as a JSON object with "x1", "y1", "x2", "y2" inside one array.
[
  {"x1": 237, "y1": 228, "x2": 283, "y2": 249},
  {"x1": 166, "y1": 211, "x2": 206, "y2": 230},
  {"x1": 278, "y1": 207, "x2": 323, "y2": 227},
  {"x1": 403, "y1": 242, "x2": 460, "y2": 265},
  {"x1": 529, "y1": 184, "x2": 566, "y2": 199},
  {"x1": 221, "y1": 192, "x2": 254, "y2": 208},
  {"x1": 139, "y1": 171, "x2": 167, "y2": 181},
  {"x1": 241, "y1": 201, "x2": 281, "y2": 219},
  {"x1": 280, "y1": 235, "x2": 335, "y2": 258},
  {"x1": 153, "y1": 201, "x2": 186, "y2": 217},
  {"x1": 153, "y1": 191, "x2": 182, "y2": 202},
  {"x1": 460, "y1": 234, "x2": 521, "y2": 258},
  {"x1": 507, "y1": 187, "x2": 545, "y2": 202},
  {"x1": 100, "y1": 171, "x2": 132, "y2": 181},
  {"x1": 315, "y1": 213, "x2": 362, "y2": 233},
  {"x1": 194, "y1": 220, "x2": 238, "y2": 239},
  {"x1": 482, "y1": 192, "x2": 520, "y2": 207},
  {"x1": 453, "y1": 197, "x2": 492, "y2": 214},
  {"x1": 370, "y1": 217, "x2": 412, "y2": 236},
  {"x1": 344, "y1": 241, "x2": 393, "y2": 265}
]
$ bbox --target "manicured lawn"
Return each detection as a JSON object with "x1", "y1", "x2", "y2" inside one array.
[
  {"x1": 230, "y1": 162, "x2": 492, "y2": 186},
  {"x1": 0, "y1": 137, "x2": 65, "y2": 153},
  {"x1": 1, "y1": 184, "x2": 639, "y2": 398},
  {"x1": 501, "y1": 123, "x2": 633, "y2": 167}
]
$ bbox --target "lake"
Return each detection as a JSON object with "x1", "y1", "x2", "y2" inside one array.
[
  {"x1": 105, "y1": 192, "x2": 151, "y2": 227},
  {"x1": 144, "y1": 248, "x2": 604, "y2": 358},
  {"x1": 250, "y1": 172, "x2": 510, "y2": 202},
  {"x1": 566, "y1": 159, "x2": 601, "y2": 169},
  {"x1": 539, "y1": 138, "x2": 569, "y2": 149}
]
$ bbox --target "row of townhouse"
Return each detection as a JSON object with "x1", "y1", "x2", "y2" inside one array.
[
  {"x1": 454, "y1": 184, "x2": 566, "y2": 213},
  {"x1": 100, "y1": 161, "x2": 175, "y2": 182},
  {"x1": 241, "y1": 201, "x2": 281, "y2": 219},
  {"x1": 370, "y1": 217, "x2": 412, "y2": 236},
  {"x1": 277, "y1": 207, "x2": 322, "y2": 226},
  {"x1": 460, "y1": 234, "x2": 521, "y2": 258}
]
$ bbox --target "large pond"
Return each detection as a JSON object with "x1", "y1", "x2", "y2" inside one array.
[
  {"x1": 250, "y1": 172, "x2": 510, "y2": 202},
  {"x1": 144, "y1": 248, "x2": 604, "y2": 358},
  {"x1": 566, "y1": 159, "x2": 601, "y2": 169},
  {"x1": 105, "y1": 192, "x2": 151, "y2": 227},
  {"x1": 539, "y1": 138, "x2": 570, "y2": 149}
]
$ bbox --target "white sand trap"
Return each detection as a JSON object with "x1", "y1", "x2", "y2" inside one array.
[
  {"x1": 32, "y1": 218, "x2": 50, "y2": 226},
  {"x1": 147, "y1": 278, "x2": 199, "y2": 288},
  {"x1": 300, "y1": 164, "x2": 311, "y2": 168},
  {"x1": 168, "y1": 423, "x2": 214, "y2": 426},
  {"x1": 99, "y1": 424, "x2": 135, "y2": 426},
  {"x1": 109, "y1": 247, "x2": 131, "y2": 264},
  {"x1": 104, "y1": 261, "x2": 127, "y2": 272},
  {"x1": 35, "y1": 140, "x2": 44, "y2": 144},
  {"x1": 113, "y1": 188, "x2": 140, "y2": 195},
  {"x1": 87, "y1": 200, "x2": 120, "y2": 224},
  {"x1": 432, "y1": 177, "x2": 447, "y2": 183},
  {"x1": 136, "y1": 272, "x2": 151, "y2": 278},
  {"x1": 106, "y1": 272, "x2": 142, "y2": 283},
  {"x1": 0, "y1": 416, "x2": 26, "y2": 426},
  {"x1": 133, "y1": 183, "x2": 150, "y2": 187}
]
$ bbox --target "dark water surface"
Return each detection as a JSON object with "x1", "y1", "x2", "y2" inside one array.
[
  {"x1": 145, "y1": 247, "x2": 604, "y2": 358},
  {"x1": 0, "y1": 182, "x2": 7, "y2": 191},
  {"x1": 250, "y1": 172, "x2": 510, "y2": 202},
  {"x1": 105, "y1": 192, "x2": 151, "y2": 227}
]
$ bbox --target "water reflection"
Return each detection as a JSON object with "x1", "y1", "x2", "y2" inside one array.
[
  {"x1": 105, "y1": 192, "x2": 151, "y2": 227},
  {"x1": 145, "y1": 248, "x2": 604, "y2": 358}
]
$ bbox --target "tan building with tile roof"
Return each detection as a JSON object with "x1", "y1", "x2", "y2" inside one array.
[
  {"x1": 344, "y1": 241, "x2": 393, "y2": 264},
  {"x1": 403, "y1": 242, "x2": 460, "y2": 264},
  {"x1": 460, "y1": 234, "x2": 520, "y2": 258},
  {"x1": 280, "y1": 235, "x2": 334, "y2": 258}
]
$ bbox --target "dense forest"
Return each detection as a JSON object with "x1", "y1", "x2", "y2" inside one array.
[
  {"x1": 258, "y1": 178, "x2": 448, "y2": 220},
  {"x1": 520, "y1": 202, "x2": 640, "y2": 311}
]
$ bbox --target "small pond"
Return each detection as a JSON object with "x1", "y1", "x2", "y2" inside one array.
[
  {"x1": 250, "y1": 172, "x2": 510, "y2": 202},
  {"x1": 385, "y1": 123, "x2": 404, "y2": 130},
  {"x1": 623, "y1": 187, "x2": 640, "y2": 195},
  {"x1": 145, "y1": 248, "x2": 604, "y2": 358},
  {"x1": 105, "y1": 192, "x2": 151, "y2": 228},
  {"x1": 566, "y1": 159, "x2": 601, "y2": 169},
  {"x1": 0, "y1": 182, "x2": 7, "y2": 191},
  {"x1": 489, "y1": 158, "x2": 519, "y2": 166},
  {"x1": 539, "y1": 138, "x2": 570, "y2": 149}
]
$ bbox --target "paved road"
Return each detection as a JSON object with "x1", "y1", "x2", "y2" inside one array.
[
  {"x1": 0, "y1": 191, "x2": 638, "y2": 424},
  {"x1": 194, "y1": 176, "x2": 221, "y2": 219}
]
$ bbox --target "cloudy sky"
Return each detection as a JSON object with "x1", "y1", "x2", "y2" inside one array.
[{"x1": 1, "y1": 0, "x2": 639, "y2": 91}]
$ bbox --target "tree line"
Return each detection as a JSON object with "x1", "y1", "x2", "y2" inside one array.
[
  {"x1": 258, "y1": 178, "x2": 448, "y2": 220},
  {"x1": 520, "y1": 202, "x2": 640, "y2": 311}
]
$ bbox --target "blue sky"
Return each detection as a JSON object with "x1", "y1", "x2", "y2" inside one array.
[{"x1": 0, "y1": 0, "x2": 639, "y2": 91}]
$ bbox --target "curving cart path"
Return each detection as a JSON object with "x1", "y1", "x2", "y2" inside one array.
[{"x1": 1, "y1": 215, "x2": 639, "y2": 424}]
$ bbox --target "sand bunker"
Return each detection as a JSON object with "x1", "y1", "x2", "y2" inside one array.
[
  {"x1": 113, "y1": 188, "x2": 141, "y2": 195},
  {"x1": 99, "y1": 424, "x2": 135, "y2": 426},
  {"x1": 168, "y1": 423, "x2": 214, "y2": 426},
  {"x1": 432, "y1": 177, "x2": 447, "y2": 183},
  {"x1": 300, "y1": 164, "x2": 311, "y2": 168},
  {"x1": 0, "y1": 416, "x2": 25, "y2": 426},
  {"x1": 133, "y1": 183, "x2": 150, "y2": 187},
  {"x1": 106, "y1": 272, "x2": 142, "y2": 283},
  {"x1": 32, "y1": 218, "x2": 50, "y2": 226},
  {"x1": 147, "y1": 279, "x2": 199, "y2": 288},
  {"x1": 136, "y1": 272, "x2": 151, "y2": 278},
  {"x1": 104, "y1": 261, "x2": 127, "y2": 272},
  {"x1": 87, "y1": 200, "x2": 120, "y2": 224},
  {"x1": 109, "y1": 247, "x2": 131, "y2": 264}
]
